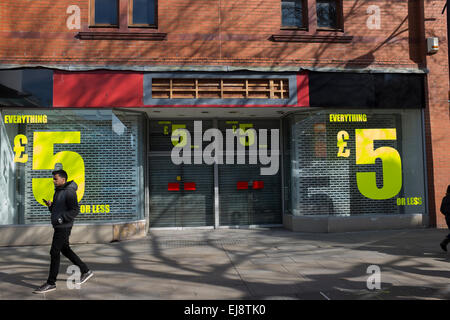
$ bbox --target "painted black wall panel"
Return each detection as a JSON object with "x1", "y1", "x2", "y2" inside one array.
[
  {"x1": 374, "y1": 73, "x2": 424, "y2": 109},
  {"x1": 22, "y1": 69, "x2": 53, "y2": 107},
  {"x1": 309, "y1": 72, "x2": 424, "y2": 109},
  {"x1": 309, "y1": 72, "x2": 376, "y2": 108}
]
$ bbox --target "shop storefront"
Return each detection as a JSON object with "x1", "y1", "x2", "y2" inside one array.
[
  {"x1": 0, "y1": 68, "x2": 429, "y2": 245},
  {"x1": 148, "y1": 119, "x2": 282, "y2": 228},
  {"x1": 282, "y1": 108, "x2": 427, "y2": 232},
  {"x1": 0, "y1": 108, "x2": 147, "y2": 245}
]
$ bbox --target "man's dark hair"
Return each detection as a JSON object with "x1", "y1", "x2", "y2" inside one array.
[{"x1": 52, "y1": 169, "x2": 68, "y2": 181}]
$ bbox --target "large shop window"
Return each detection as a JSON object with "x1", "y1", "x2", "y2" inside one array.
[
  {"x1": 147, "y1": 119, "x2": 282, "y2": 228},
  {"x1": 0, "y1": 109, "x2": 145, "y2": 225},
  {"x1": 283, "y1": 109, "x2": 426, "y2": 216}
]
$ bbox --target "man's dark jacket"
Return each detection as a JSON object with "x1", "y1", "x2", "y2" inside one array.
[
  {"x1": 441, "y1": 194, "x2": 450, "y2": 216},
  {"x1": 48, "y1": 180, "x2": 79, "y2": 228}
]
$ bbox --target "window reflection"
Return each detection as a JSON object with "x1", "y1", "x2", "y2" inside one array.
[
  {"x1": 282, "y1": 0, "x2": 305, "y2": 28},
  {"x1": 133, "y1": 0, "x2": 156, "y2": 25},
  {"x1": 317, "y1": 0, "x2": 338, "y2": 29},
  {"x1": 95, "y1": 0, "x2": 118, "y2": 25}
]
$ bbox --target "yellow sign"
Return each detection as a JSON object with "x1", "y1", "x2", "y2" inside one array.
[
  {"x1": 4, "y1": 115, "x2": 48, "y2": 124},
  {"x1": 13, "y1": 134, "x2": 28, "y2": 163},
  {"x1": 32, "y1": 131, "x2": 85, "y2": 205},
  {"x1": 80, "y1": 204, "x2": 110, "y2": 214},
  {"x1": 397, "y1": 197, "x2": 422, "y2": 206},
  {"x1": 336, "y1": 128, "x2": 403, "y2": 200},
  {"x1": 329, "y1": 114, "x2": 367, "y2": 122},
  {"x1": 355, "y1": 128, "x2": 402, "y2": 200},
  {"x1": 336, "y1": 130, "x2": 350, "y2": 158}
]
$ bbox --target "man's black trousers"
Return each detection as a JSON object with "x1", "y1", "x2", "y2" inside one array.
[
  {"x1": 47, "y1": 227, "x2": 89, "y2": 286},
  {"x1": 446, "y1": 215, "x2": 450, "y2": 240}
]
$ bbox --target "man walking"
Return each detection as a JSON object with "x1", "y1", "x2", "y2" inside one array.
[
  {"x1": 439, "y1": 185, "x2": 450, "y2": 252},
  {"x1": 34, "y1": 169, "x2": 93, "y2": 294}
]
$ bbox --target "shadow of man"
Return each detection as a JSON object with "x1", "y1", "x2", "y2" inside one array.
[{"x1": 0, "y1": 271, "x2": 39, "y2": 290}]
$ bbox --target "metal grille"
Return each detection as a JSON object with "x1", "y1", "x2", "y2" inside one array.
[
  {"x1": 148, "y1": 120, "x2": 215, "y2": 228},
  {"x1": 292, "y1": 112, "x2": 401, "y2": 215},
  {"x1": 23, "y1": 111, "x2": 143, "y2": 224},
  {"x1": 149, "y1": 120, "x2": 214, "y2": 152},
  {"x1": 148, "y1": 119, "x2": 282, "y2": 227},
  {"x1": 149, "y1": 156, "x2": 215, "y2": 227},
  {"x1": 219, "y1": 164, "x2": 282, "y2": 225},
  {"x1": 218, "y1": 120, "x2": 282, "y2": 226}
]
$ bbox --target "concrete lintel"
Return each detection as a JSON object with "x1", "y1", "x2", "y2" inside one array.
[{"x1": 0, "y1": 64, "x2": 428, "y2": 74}]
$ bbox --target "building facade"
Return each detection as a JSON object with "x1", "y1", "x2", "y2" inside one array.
[{"x1": 0, "y1": 0, "x2": 448, "y2": 246}]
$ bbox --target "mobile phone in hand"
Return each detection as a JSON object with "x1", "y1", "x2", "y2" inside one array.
[{"x1": 43, "y1": 199, "x2": 49, "y2": 206}]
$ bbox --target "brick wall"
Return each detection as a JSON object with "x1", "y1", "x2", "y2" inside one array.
[
  {"x1": 422, "y1": 1, "x2": 450, "y2": 228},
  {"x1": 0, "y1": 0, "x2": 433, "y2": 69}
]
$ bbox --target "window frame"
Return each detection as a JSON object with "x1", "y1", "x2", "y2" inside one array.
[
  {"x1": 128, "y1": 0, "x2": 158, "y2": 28},
  {"x1": 279, "y1": 0, "x2": 344, "y2": 33},
  {"x1": 89, "y1": 0, "x2": 120, "y2": 28}
]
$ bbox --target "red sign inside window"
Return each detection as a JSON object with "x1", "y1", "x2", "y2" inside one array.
[
  {"x1": 237, "y1": 181, "x2": 249, "y2": 190},
  {"x1": 252, "y1": 181, "x2": 264, "y2": 190},
  {"x1": 184, "y1": 182, "x2": 196, "y2": 191},
  {"x1": 168, "y1": 182, "x2": 180, "y2": 191}
]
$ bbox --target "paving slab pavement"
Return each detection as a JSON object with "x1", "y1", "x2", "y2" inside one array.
[{"x1": 0, "y1": 227, "x2": 449, "y2": 300}]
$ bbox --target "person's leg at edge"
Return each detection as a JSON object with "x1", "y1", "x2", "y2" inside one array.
[
  {"x1": 47, "y1": 227, "x2": 70, "y2": 285},
  {"x1": 440, "y1": 215, "x2": 450, "y2": 252},
  {"x1": 60, "y1": 227, "x2": 89, "y2": 274},
  {"x1": 446, "y1": 215, "x2": 450, "y2": 240}
]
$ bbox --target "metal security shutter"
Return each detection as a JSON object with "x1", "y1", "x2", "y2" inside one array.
[
  {"x1": 218, "y1": 120, "x2": 282, "y2": 226},
  {"x1": 148, "y1": 120, "x2": 214, "y2": 228},
  {"x1": 219, "y1": 164, "x2": 281, "y2": 225},
  {"x1": 22, "y1": 110, "x2": 144, "y2": 224},
  {"x1": 292, "y1": 112, "x2": 401, "y2": 215}
]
